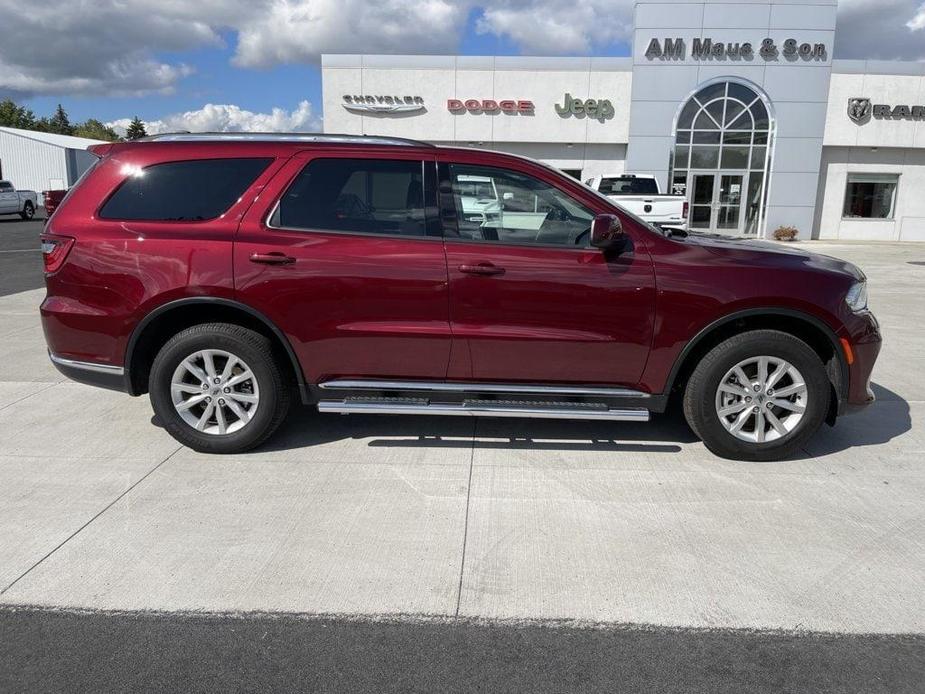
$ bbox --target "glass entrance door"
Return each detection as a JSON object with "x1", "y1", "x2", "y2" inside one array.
[
  {"x1": 689, "y1": 174, "x2": 714, "y2": 230},
  {"x1": 687, "y1": 171, "x2": 746, "y2": 234},
  {"x1": 716, "y1": 173, "x2": 744, "y2": 232}
]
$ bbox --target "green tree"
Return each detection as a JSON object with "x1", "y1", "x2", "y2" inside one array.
[
  {"x1": 73, "y1": 118, "x2": 120, "y2": 142},
  {"x1": 125, "y1": 116, "x2": 147, "y2": 140},
  {"x1": 0, "y1": 99, "x2": 37, "y2": 129},
  {"x1": 47, "y1": 103, "x2": 74, "y2": 135}
]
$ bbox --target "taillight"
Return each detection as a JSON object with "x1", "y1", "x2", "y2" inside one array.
[
  {"x1": 40, "y1": 235, "x2": 75, "y2": 274},
  {"x1": 682, "y1": 201, "x2": 689, "y2": 219}
]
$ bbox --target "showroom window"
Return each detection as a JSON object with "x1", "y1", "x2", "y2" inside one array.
[
  {"x1": 445, "y1": 163, "x2": 594, "y2": 247},
  {"x1": 843, "y1": 174, "x2": 899, "y2": 219},
  {"x1": 670, "y1": 80, "x2": 773, "y2": 235},
  {"x1": 271, "y1": 158, "x2": 434, "y2": 237}
]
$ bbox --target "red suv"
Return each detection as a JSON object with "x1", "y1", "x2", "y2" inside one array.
[{"x1": 40, "y1": 133, "x2": 881, "y2": 461}]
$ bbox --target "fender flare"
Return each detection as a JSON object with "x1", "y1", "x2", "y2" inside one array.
[
  {"x1": 663, "y1": 307, "x2": 849, "y2": 403},
  {"x1": 124, "y1": 297, "x2": 308, "y2": 401}
]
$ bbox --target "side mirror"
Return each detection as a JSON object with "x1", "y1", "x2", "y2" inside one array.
[{"x1": 590, "y1": 213, "x2": 624, "y2": 250}]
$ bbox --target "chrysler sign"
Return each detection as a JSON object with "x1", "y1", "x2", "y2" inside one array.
[
  {"x1": 343, "y1": 94, "x2": 425, "y2": 114},
  {"x1": 848, "y1": 97, "x2": 925, "y2": 125}
]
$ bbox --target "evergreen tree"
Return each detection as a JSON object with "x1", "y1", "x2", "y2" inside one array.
[
  {"x1": 73, "y1": 119, "x2": 120, "y2": 142},
  {"x1": 0, "y1": 99, "x2": 37, "y2": 129},
  {"x1": 126, "y1": 116, "x2": 147, "y2": 140},
  {"x1": 48, "y1": 103, "x2": 74, "y2": 135}
]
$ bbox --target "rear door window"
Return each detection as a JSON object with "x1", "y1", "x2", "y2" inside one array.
[
  {"x1": 100, "y1": 158, "x2": 272, "y2": 221},
  {"x1": 269, "y1": 158, "x2": 434, "y2": 237}
]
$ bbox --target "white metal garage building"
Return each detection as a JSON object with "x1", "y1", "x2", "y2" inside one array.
[{"x1": 0, "y1": 126, "x2": 103, "y2": 197}]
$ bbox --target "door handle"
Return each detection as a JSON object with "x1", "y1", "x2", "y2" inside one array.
[
  {"x1": 250, "y1": 252, "x2": 295, "y2": 265},
  {"x1": 458, "y1": 263, "x2": 505, "y2": 276}
]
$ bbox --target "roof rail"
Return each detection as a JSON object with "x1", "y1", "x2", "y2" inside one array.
[{"x1": 136, "y1": 132, "x2": 435, "y2": 147}]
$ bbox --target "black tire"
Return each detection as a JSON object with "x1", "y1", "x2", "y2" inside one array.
[
  {"x1": 683, "y1": 330, "x2": 830, "y2": 461},
  {"x1": 149, "y1": 323, "x2": 291, "y2": 454},
  {"x1": 20, "y1": 202, "x2": 34, "y2": 220}
]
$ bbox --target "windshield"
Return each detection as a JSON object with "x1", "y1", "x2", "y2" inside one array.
[{"x1": 597, "y1": 177, "x2": 660, "y2": 196}]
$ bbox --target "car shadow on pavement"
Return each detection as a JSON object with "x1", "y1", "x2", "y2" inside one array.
[
  {"x1": 801, "y1": 383, "x2": 912, "y2": 457},
  {"x1": 238, "y1": 382, "x2": 911, "y2": 460},
  {"x1": 244, "y1": 400, "x2": 696, "y2": 455}
]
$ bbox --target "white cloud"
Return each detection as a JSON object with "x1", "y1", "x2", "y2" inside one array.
[
  {"x1": 908, "y1": 2, "x2": 925, "y2": 30},
  {"x1": 835, "y1": 0, "x2": 925, "y2": 60},
  {"x1": 233, "y1": 0, "x2": 467, "y2": 68},
  {"x1": 4, "y1": 0, "x2": 925, "y2": 99},
  {"x1": 475, "y1": 0, "x2": 633, "y2": 54},
  {"x1": 0, "y1": 1, "x2": 224, "y2": 96},
  {"x1": 106, "y1": 100, "x2": 322, "y2": 136}
]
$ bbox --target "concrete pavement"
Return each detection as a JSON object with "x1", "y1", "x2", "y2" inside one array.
[{"x1": 0, "y1": 241, "x2": 922, "y2": 636}]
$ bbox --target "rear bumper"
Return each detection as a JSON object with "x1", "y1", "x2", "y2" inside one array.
[{"x1": 48, "y1": 352, "x2": 128, "y2": 393}]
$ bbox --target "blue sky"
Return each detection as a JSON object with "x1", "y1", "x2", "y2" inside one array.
[
  {"x1": 2, "y1": 0, "x2": 923, "y2": 133},
  {"x1": 21, "y1": 8, "x2": 629, "y2": 128}
]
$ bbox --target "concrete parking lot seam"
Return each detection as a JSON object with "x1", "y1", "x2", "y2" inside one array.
[
  {"x1": 454, "y1": 419, "x2": 477, "y2": 618},
  {"x1": 0, "y1": 445, "x2": 184, "y2": 595}
]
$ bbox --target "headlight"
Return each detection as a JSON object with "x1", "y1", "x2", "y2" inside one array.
[{"x1": 846, "y1": 280, "x2": 868, "y2": 313}]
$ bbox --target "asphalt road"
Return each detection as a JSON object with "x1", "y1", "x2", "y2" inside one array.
[
  {"x1": 0, "y1": 215, "x2": 46, "y2": 297},
  {"x1": 2, "y1": 607, "x2": 922, "y2": 694}
]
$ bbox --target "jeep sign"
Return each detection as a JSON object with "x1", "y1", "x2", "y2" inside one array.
[{"x1": 554, "y1": 93, "x2": 614, "y2": 122}]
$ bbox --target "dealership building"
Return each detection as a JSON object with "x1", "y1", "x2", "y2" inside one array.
[{"x1": 322, "y1": 0, "x2": 925, "y2": 241}]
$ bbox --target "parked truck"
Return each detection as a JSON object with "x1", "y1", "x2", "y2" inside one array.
[
  {"x1": 585, "y1": 174, "x2": 687, "y2": 230},
  {"x1": 0, "y1": 180, "x2": 38, "y2": 220},
  {"x1": 42, "y1": 189, "x2": 67, "y2": 218}
]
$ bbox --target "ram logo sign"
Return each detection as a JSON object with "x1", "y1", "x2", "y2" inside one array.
[
  {"x1": 847, "y1": 97, "x2": 925, "y2": 124},
  {"x1": 847, "y1": 98, "x2": 872, "y2": 125}
]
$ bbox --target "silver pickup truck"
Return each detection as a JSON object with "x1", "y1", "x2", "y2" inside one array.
[
  {"x1": 585, "y1": 173, "x2": 687, "y2": 230},
  {"x1": 0, "y1": 180, "x2": 38, "y2": 220}
]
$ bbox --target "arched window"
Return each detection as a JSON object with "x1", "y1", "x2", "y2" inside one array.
[{"x1": 671, "y1": 81, "x2": 773, "y2": 235}]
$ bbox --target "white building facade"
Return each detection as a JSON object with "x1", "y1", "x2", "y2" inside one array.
[
  {"x1": 0, "y1": 127, "x2": 103, "y2": 196},
  {"x1": 322, "y1": 0, "x2": 925, "y2": 241}
]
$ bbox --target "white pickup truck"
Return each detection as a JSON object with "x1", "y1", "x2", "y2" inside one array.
[
  {"x1": 585, "y1": 174, "x2": 687, "y2": 230},
  {"x1": 0, "y1": 180, "x2": 38, "y2": 220}
]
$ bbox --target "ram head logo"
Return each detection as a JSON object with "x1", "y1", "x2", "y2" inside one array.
[{"x1": 847, "y1": 98, "x2": 872, "y2": 125}]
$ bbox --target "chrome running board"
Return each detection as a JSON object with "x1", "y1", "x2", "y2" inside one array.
[
  {"x1": 318, "y1": 378, "x2": 648, "y2": 399},
  {"x1": 317, "y1": 399, "x2": 650, "y2": 422}
]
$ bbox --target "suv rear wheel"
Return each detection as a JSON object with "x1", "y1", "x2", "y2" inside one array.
[
  {"x1": 149, "y1": 323, "x2": 291, "y2": 453},
  {"x1": 683, "y1": 330, "x2": 830, "y2": 461}
]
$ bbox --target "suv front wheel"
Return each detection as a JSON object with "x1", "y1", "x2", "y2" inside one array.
[
  {"x1": 150, "y1": 323, "x2": 291, "y2": 453},
  {"x1": 683, "y1": 330, "x2": 830, "y2": 461}
]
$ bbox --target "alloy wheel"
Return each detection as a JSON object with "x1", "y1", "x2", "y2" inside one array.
[
  {"x1": 170, "y1": 349, "x2": 260, "y2": 435},
  {"x1": 714, "y1": 356, "x2": 807, "y2": 444}
]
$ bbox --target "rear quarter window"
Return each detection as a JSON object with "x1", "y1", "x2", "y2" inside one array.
[{"x1": 99, "y1": 158, "x2": 272, "y2": 221}]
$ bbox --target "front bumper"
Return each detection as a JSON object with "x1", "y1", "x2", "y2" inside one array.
[{"x1": 843, "y1": 311, "x2": 882, "y2": 413}]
